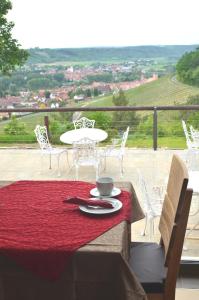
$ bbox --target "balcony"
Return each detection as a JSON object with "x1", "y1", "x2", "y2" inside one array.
[
  {"x1": 0, "y1": 107, "x2": 199, "y2": 248},
  {"x1": 0, "y1": 105, "x2": 199, "y2": 296},
  {"x1": 0, "y1": 147, "x2": 198, "y2": 296},
  {"x1": 1, "y1": 146, "x2": 198, "y2": 255}
]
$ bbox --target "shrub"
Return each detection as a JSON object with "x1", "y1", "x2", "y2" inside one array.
[
  {"x1": 84, "y1": 112, "x2": 112, "y2": 130},
  {"x1": 4, "y1": 115, "x2": 27, "y2": 135},
  {"x1": 49, "y1": 120, "x2": 73, "y2": 144}
]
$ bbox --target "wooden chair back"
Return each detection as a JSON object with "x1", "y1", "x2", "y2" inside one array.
[
  {"x1": 163, "y1": 188, "x2": 192, "y2": 300},
  {"x1": 159, "y1": 154, "x2": 188, "y2": 261},
  {"x1": 158, "y1": 154, "x2": 192, "y2": 300},
  {"x1": 148, "y1": 188, "x2": 193, "y2": 300},
  {"x1": 130, "y1": 154, "x2": 193, "y2": 300}
]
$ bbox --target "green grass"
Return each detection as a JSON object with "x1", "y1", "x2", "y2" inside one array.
[
  {"x1": 158, "y1": 137, "x2": 186, "y2": 149},
  {"x1": 127, "y1": 136, "x2": 186, "y2": 149},
  {"x1": 0, "y1": 134, "x2": 35, "y2": 143},
  {"x1": 0, "y1": 112, "x2": 49, "y2": 134},
  {"x1": 84, "y1": 94, "x2": 114, "y2": 107},
  {"x1": 0, "y1": 135, "x2": 185, "y2": 149},
  {"x1": 0, "y1": 112, "x2": 61, "y2": 144}
]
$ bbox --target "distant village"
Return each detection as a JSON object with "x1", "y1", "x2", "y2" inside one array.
[{"x1": 0, "y1": 61, "x2": 158, "y2": 120}]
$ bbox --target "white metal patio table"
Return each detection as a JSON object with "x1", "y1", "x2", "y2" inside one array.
[{"x1": 60, "y1": 128, "x2": 108, "y2": 144}]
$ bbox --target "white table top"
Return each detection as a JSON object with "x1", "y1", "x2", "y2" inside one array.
[{"x1": 60, "y1": 128, "x2": 108, "y2": 144}]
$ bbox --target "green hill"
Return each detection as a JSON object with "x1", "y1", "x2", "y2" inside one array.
[
  {"x1": 87, "y1": 75, "x2": 199, "y2": 107},
  {"x1": 27, "y1": 45, "x2": 198, "y2": 64},
  {"x1": 126, "y1": 76, "x2": 199, "y2": 106},
  {"x1": 84, "y1": 75, "x2": 199, "y2": 148}
]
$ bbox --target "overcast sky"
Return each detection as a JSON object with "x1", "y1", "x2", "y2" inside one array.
[{"x1": 8, "y1": 0, "x2": 199, "y2": 49}]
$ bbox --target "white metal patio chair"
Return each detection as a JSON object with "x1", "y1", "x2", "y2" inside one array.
[
  {"x1": 72, "y1": 137, "x2": 100, "y2": 180},
  {"x1": 182, "y1": 120, "x2": 199, "y2": 168},
  {"x1": 190, "y1": 125, "x2": 199, "y2": 144},
  {"x1": 101, "y1": 126, "x2": 129, "y2": 177},
  {"x1": 34, "y1": 125, "x2": 69, "y2": 176},
  {"x1": 73, "y1": 117, "x2": 95, "y2": 130},
  {"x1": 138, "y1": 170, "x2": 164, "y2": 239},
  {"x1": 184, "y1": 171, "x2": 199, "y2": 246},
  {"x1": 181, "y1": 120, "x2": 199, "y2": 149}
]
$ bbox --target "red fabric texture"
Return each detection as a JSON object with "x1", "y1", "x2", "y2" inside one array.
[
  {"x1": 0, "y1": 180, "x2": 132, "y2": 281},
  {"x1": 64, "y1": 196, "x2": 114, "y2": 208}
]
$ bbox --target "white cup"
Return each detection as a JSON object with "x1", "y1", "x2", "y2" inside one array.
[{"x1": 96, "y1": 177, "x2": 114, "y2": 196}]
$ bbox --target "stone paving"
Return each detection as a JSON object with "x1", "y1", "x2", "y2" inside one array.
[{"x1": 0, "y1": 147, "x2": 198, "y2": 258}]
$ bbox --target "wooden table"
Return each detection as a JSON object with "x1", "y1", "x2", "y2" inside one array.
[{"x1": 0, "y1": 181, "x2": 146, "y2": 300}]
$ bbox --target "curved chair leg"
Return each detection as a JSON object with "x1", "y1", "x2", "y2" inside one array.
[
  {"x1": 49, "y1": 153, "x2": 52, "y2": 169},
  {"x1": 96, "y1": 164, "x2": 99, "y2": 179},
  {"x1": 186, "y1": 220, "x2": 199, "y2": 238},
  {"x1": 57, "y1": 154, "x2": 61, "y2": 177},
  {"x1": 66, "y1": 150, "x2": 70, "y2": 167},
  {"x1": 75, "y1": 165, "x2": 79, "y2": 180},
  {"x1": 183, "y1": 221, "x2": 199, "y2": 251},
  {"x1": 141, "y1": 215, "x2": 148, "y2": 236},
  {"x1": 120, "y1": 156, "x2": 124, "y2": 177},
  {"x1": 184, "y1": 195, "x2": 199, "y2": 250},
  {"x1": 141, "y1": 215, "x2": 155, "y2": 240},
  {"x1": 103, "y1": 155, "x2": 107, "y2": 171},
  {"x1": 40, "y1": 154, "x2": 44, "y2": 174},
  {"x1": 149, "y1": 218, "x2": 155, "y2": 241}
]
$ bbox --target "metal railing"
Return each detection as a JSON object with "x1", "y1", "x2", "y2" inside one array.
[{"x1": 1, "y1": 105, "x2": 199, "y2": 150}]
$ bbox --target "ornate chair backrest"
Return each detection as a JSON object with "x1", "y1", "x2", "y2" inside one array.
[
  {"x1": 34, "y1": 125, "x2": 52, "y2": 150},
  {"x1": 121, "y1": 126, "x2": 130, "y2": 150},
  {"x1": 190, "y1": 125, "x2": 199, "y2": 142},
  {"x1": 138, "y1": 171, "x2": 156, "y2": 218},
  {"x1": 182, "y1": 120, "x2": 192, "y2": 145},
  {"x1": 73, "y1": 137, "x2": 97, "y2": 163},
  {"x1": 73, "y1": 117, "x2": 95, "y2": 129}
]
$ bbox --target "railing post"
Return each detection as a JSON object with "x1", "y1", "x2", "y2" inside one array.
[
  {"x1": 44, "y1": 116, "x2": 50, "y2": 137},
  {"x1": 153, "y1": 107, "x2": 158, "y2": 150}
]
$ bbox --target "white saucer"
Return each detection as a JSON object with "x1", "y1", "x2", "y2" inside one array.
[
  {"x1": 79, "y1": 198, "x2": 122, "y2": 215},
  {"x1": 90, "y1": 187, "x2": 121, "y2": 198}
]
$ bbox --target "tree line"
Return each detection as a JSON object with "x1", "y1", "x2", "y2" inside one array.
[
  {"x1": 176, "y1": 47, "x2": 199, "y2": 86},
  {"x1": 0, "y1": 0, "x2": 28, "y2": 74}
]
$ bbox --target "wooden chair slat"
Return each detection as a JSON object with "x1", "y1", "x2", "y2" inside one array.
[
  {"x1": 129, "y1": 155, "x2": 192, "y2": 300},
  {"x1": 166, "y1": 155, "x2": 188, "y2": 211},
  {"x1": 159, "y1": 193, "x2": 176, "y2": 256}
]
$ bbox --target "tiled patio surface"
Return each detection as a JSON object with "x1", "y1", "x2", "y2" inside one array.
[
  {"x1": 176, "y1": 289, "x2": 199, "y2": 299},
  {"x1": 0, "y1": 147, "x2": 198, "y2": 258},
  {"x1": 0, "y1": 146, "x2": 199, "y2": 297}
]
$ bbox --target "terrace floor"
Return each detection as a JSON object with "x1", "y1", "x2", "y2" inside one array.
[
  {"x1": 1, "y1": 147, "x2": 198, "y2": 258},
  {"x1": 0, "y1": 146, "x2": 199, "y2": 296}
]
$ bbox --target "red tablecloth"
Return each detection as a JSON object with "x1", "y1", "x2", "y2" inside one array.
[{"x1": 0, "y1": 180, "x2": 132, "y2": 281}]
